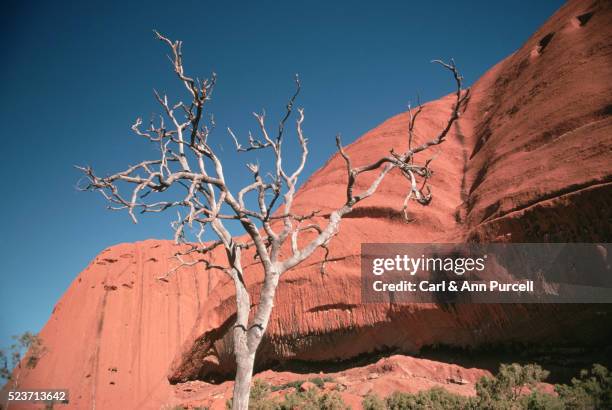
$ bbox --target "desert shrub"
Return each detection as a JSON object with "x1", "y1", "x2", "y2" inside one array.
[
  {"x1": 386, "y1": 387, "x2": 471, "y2": 410},
  {"x1": 270, "y1": 379, "x2": 304, "y2": 392},
  {"x1": 281, "y1": 388, "x2": 318, "y2": 410},
  {"x1": 226, "y1": 363, "x2": 612, "y2": 410},
  {"x1": 226, "y1": 379, "x2": 348, "y2": 410},
  {"x1": 555, "y1": 364, "x2": 612, "y2": 410},
  {"x1": 474, "y1": 363, "x2": 612, "y2": 409},
  {"x1": 250, "y1": 379, "x2": 273, "y2": 403},
  {"x1": 310, "y1": 376, "x2": 335, "y2": 388},
  {"x1": 367, "y1": 363, "x2": 563, "y2": 409},
  {"x1": 250, "y1": 398, "x2": 280, "y2": 410},
  {"x1": 474, "y1": 363, "x2": 550, "y2": 409},
  {"x1": 362, "y1": 393, "x2": 386, "y2": 410},
  {"x1": 252, "y1": 381, "x2": 281, "y2": 409},
  {"x1": 280, "y1": 389, "x2": 348, "y2": 410},
  {"x1": 317, "y1": 391, "x2": 350, "y2": 410},
  {"x1": 226, "y1": 379, "x2": 280, "y2": 409},
  {"x1": 519, "y1": 390, "x2": 564, "y2": 410}
]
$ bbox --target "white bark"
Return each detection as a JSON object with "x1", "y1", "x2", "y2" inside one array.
[{"x1": 77, "y1": 33, "x2": 468, "y2": 408}]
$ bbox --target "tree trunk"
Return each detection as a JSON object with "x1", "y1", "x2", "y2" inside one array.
[
  {"x1": 227, "y1": 245, "x2": 255, "y2": 410},
  {"x1": 231, "y1": 350, "x2": 256, "y2": 410},
  {"x1": 230, "y1": 267, "x2": 278, "y2": 409}
]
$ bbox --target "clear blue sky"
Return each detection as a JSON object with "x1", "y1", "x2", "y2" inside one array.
[{"x1": 0, "y1": 0, "x2": 564, "y2": 348}]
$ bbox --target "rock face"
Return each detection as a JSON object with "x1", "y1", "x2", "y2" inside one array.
[
  {"x1": 1, "y1": 241, "x2": 221, "y2": 409},
  {"x1": 168, "y1": 0, "x2": 612, "y2": 384},
  {"x1": 4, "y1": 0, "x2": 611, "y2": 409}
]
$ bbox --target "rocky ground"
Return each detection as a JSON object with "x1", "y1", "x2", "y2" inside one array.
[{"x1": 168, "y1": 354, "x2": 494, "y2": 409}]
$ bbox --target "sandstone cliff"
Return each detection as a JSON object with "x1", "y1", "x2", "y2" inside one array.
[{"x1": 168, "y1": 0, "x2": 612, "y2": 384}]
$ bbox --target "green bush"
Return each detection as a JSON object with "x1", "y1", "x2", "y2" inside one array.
[
  {"x1": 227, "y1": 363, "x2": 612, "y2": 410},
  {"x1": 519, "y1": 390, "x2": 564, "y2": 410},
  {"x1": 474, "y1": 363, "x2": 550, "y2": 409},
  {"x1": 226, "y1": 378, "x2": 348, "y2": 410},
  {"x1": 362, "y1": 393, "x2": 386, "y2": 410},
  {"x1": 360, "y1": 363, "x2": 612, "y2": 409},
  {"x1": 250, "y1": 379, "x2": 273, "y2": 403},
  {"x1": 280, "y1": 389, "x2": 348, "y2": 410},
  {"x1": 385, "y1": 387, "x2": 471, "y2": 410},
  {"x1": 316, "y1": 391, "x2": 350, "y2": 410},
  {"x1": 225, "y1": 379, "x2": 280, "y2": 410},
  {"x1": 555, "y1": 364, "x2": 612, "y2": 410},
  {"x1": 310, "y1": 376, "x2": 335, "y2": 388}
]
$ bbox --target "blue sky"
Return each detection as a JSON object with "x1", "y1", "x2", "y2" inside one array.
[{"x1": 0, "y1": 0, "x2": 564, "y2": 348}]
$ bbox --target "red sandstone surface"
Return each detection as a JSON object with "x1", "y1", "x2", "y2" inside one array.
[{"x1": 3, "y1": 1, "x2": 611, "y2": 408}]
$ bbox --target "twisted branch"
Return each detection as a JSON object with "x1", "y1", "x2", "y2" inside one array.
[{"x1": 77, "y1": 32, "x2": 467, "y2": 383}]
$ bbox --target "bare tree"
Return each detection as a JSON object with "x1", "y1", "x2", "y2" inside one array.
[{"x1": 76, "y1": 31, "x2": 468, "y2": 409}]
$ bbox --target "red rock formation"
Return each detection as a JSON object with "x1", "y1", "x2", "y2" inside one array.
[
  {"x1": 168, "y1": 0, "x2": 612, "y2": 384},
  {"x1": 1, "y1": 241, "x2": 219, "y2": 409},
  {"x1": 3, "y1": 1, "x2": 611, "y2": 409}
]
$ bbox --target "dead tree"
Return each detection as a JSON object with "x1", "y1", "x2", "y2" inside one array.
[{"x1": 77, "y1": 31, "x2": 468, "y2": 409}]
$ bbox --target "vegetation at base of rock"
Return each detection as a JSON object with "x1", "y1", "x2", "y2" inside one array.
[
  {"x1": 362, "y1": 363, "x2": 611, "y2": 410},
  {"x1": 474, "y1": 363, "x2": 551, "y2": 408},
  {"x1": 386, "y1": 387, "x2": 472, "y2": 409},
  {"x1": 555, "y1": 364, "x2": 612, "y2": 409},
  {"x1": 362, "y1": 393, "x2": 386, "y2": 410},
  {"x1": 0, "y1": 332, "x2": 44, "y2": 382},
  {"x1": 227, "y1": 379, "x2": 347, "y2": 410},
  {"x1": 225, "y1": 363, "x2": 612, "y2": 409},
  {"x1": 283, "y1": 389, "x2": 348, "y2": 410}
]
